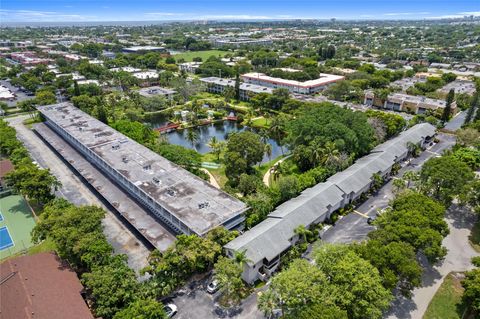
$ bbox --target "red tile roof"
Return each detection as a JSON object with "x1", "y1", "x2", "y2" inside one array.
[
  {"x1": 0, "y1": 252, "x2": 94, "y2": 319},
  {"x1": 0, "y1": 159, "x2": 14, "y2": 180}
]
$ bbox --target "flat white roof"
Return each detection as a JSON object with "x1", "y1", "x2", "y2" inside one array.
[{"x1": 242, "y1": 72, "x2": 344, "y2": 88}]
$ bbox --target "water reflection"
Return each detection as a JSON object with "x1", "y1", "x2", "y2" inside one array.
[{"x1": 151, "y1": 118, "x2": 285, "y2": 164}]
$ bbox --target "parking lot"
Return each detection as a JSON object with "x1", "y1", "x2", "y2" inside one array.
[
  {"x1": 169, "y1": 274, "x2": 264, "y2": 319},
  {"x1": 321, "y1": 132, "x2": 456, "y2": 244},
  {"x1": 0, "y1": 79, "x2": 34, "y2": 108}
]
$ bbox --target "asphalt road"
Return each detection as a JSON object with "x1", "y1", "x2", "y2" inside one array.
[
  {"x1": 444, "y1": 110, "x2": 466, "y2": 131},
  {"x1": 5, "y1": 115, "x2": 150, "y2": 273},
  {"x1": 321, "y1": 132, "x2": 456, "y2": 244}
]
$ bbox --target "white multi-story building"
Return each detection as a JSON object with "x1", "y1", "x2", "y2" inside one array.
[
  {"x1": 241, "y1": 72, "x2": 345, "y2": 94},
  {"x1": 200, "y1": 77, "x2": 273, "y2": 100}
]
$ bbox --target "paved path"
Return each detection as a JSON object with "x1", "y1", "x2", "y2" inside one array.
[
  {"x1": 385, "y1": 205, "x2": 479, "y2": 319},
  {"x1": 444, "y1": 111, "x2": 466, "y2": 131},
  {"x1": 201, "y1": 168, "x2": 221, "y2": 189},
  {"x1": 5, "y1": 115, "x2": 150, "y2": 273},
  {"x1": 262, "y1": 155, "x2": 291, "y2": 186}
]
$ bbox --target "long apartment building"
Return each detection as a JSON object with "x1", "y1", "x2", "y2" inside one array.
[
  {"x1": 200, "y1": 77, "x2": 273, "y2": 100},
  {"x1": 365, "y1": 91, "x2": 457, "y2": 115},
  {"x1": 37, "y1": 103, "x2": 248, "y2": 238},
  {"x1": 241, "y1": 72, "x2": 345, "y2": 94},
  {"x1": 224, "y1": 123, "x2": 436, "y2": 284}
]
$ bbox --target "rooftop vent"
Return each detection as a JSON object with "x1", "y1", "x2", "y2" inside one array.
[
  {"x1": 78, "y1": 127, "x2": 83, "y2": 131},
  {"x1": 112, "y1": 144, "x2": 120, "y2": 150},
  {"x1": 122, "y1": 156, "x2": 129, "y2": 163},
  {"x1": 143, "y1": 164, "x2": 151, "y2": 171},
  {"x1": 166, "y1": 188, "x2": 176, "y2": 197},
  {"x1": 198, "y1": 201, "x2": 210, "y2": 209}
]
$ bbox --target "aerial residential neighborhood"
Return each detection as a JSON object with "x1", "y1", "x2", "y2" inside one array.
[{"x1": 0, "y1": 1, "x2": 479, "y2": 319}]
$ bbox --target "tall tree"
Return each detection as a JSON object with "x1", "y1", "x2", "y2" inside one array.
[
  {"x1": 420, "y1": 156, "x2": 475, "y2": 205},
  {"x1": 441, "y1": 89, "x2": 455, "y2": 124},
  {"x1": 213, "y1": 256, "x2": 246, "y2": 306},
  {"x1": 234, "y1": 72, "x2": 240, "y2": 101},
  {"x1": 313, "y1": 244, "x2": 392, "y2": 319}
]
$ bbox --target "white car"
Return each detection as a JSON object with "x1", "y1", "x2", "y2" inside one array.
[
  {"x1": 207, "y1": 279, "x2": 220, "y2": 294},
  {"x1": 164, "y1": 303, "x2": 177, "y2": 318}
]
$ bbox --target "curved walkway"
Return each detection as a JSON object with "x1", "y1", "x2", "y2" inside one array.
[
  {"x1": 262, "y1": 155, "x2": 291, "y2": 186},
  {"x1": 200, "y1": 168, "x2": 221, "y2": 189}
]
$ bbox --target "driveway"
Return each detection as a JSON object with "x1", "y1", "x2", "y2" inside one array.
[
  {"x1": 5, "y1": 115, "x2": 150, "y2": 273},
  {"x1": 444, "y1": 111, "x2": 466, "y2": 131},
  {"x1": 322, "y1": 133, "x2": 456, "y2": 244}
]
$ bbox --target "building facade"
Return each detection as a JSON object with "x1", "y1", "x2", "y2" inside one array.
[
  {"x1": 241, "y1": 72, "x2": 345, "y2": 94},
  {"x1": 200, "y1": 77, "x2": 273, "y2": 101},
  {"x1": 365, "y1": 91, "x2": 458, "y2": 115}
]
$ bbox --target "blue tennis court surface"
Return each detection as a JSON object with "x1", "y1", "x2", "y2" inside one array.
[{"x1": 0, "y1": 226, "x2": 14, "y2": 250}]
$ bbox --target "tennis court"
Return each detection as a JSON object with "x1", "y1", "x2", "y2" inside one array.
[{"x1": 0, "y1": 195, "x2": 36, "y2": 259}]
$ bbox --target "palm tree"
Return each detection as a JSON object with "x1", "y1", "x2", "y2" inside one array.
[
  {"x1": 269, "y1": 117, "x2": 285, "y2": 155},
  {"x1": 392, "y1": 178, "x2": 406, "y2": 194},
  {"x1": 403, "y1": 171, "x2": 419, "y2": 189},
  {"x1": 245, "y1": 108, "x2": 255, "y2": 126},
  {"x1": 264, "y1": 143, "x2": 273, "y2": 161},
  {"x1": 272, "y1": 162, "x2": 286, "y2": 182},
  {"x1": 321, "y1": 141, "x2": 341, "y2": 168},
  {"x1": 185, "y1": 129, "x2": 199, "y2": 150},
  {"x1": 258, "y1": 290, "x2": 279, "y2": 319},
  {"x1": 208, "y1": 136, "x2": 224, "y2": 161},
  {"x1": 294, "y1": 224, "x2": 311, "y2": 243},
  {"x1": 234, "y1": 249, "x2": 252, "y2": 268}
]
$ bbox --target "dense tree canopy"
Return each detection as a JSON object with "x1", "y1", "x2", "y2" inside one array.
[
  {"x1": 285, "y1": 103, "x2": 375, "y2": 171},
  {"x1": 419, "y1": 156, "x2": 475, "y2": 206}
]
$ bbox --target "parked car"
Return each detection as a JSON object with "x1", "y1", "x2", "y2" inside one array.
[
  {"x1": 164, "y1": 303, "x2": 177, "y2": 318},
  {"x1": 207, "y1": 279, "x2": 219, "y2": 294}
]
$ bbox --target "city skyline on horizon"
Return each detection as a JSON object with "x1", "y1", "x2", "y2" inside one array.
[{"x1": 1, "y1": 0, "x2": 480, "y2": 23}]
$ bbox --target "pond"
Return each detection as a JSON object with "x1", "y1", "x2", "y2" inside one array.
[{"x1": 149, "y1": 117, "x2": 286, "y2": 164}]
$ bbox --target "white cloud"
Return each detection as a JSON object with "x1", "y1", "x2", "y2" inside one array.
[
  {"x1": 0, "y1": 9, "x2": 96, "y2": 21},
  {"x1": 384, "y1": 12, "x2": 430, "y2": 16},
  {"x1": 428, "y1": 11, "x2": 480, "y2": 19},
  {"x1": 144, "y1": 12, "x2": 186, "y2": 17}
]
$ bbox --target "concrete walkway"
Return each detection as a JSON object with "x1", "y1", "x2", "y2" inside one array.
[
  {"x1": 385, "y1": 205, "x2": 479, "y2": 319},
  {"x1": 201, "y1": 168, "x2": 221, "y2": 189},
  {"x1": 262, "y1": 155, "x2": 291, "y2": 186}
]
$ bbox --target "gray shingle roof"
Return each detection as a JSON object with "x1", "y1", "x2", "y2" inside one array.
[{"x1": 225, "y1": 123, "x2": 436, "y2": 265}]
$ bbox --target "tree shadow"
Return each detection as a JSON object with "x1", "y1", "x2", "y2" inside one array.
[{"x1": 446, "y1": 204, "x2": 477, "y2": 231}]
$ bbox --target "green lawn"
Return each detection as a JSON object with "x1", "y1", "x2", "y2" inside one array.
[
  {"x1": 173, "y1": 50, "x2": 229, "y2": 62},
  {"x1": 423, "y1": 272, "x2": 467, "y2": 319},
  {"x1": 0, "y1": 195, "x2": 37, "y2": 260},
  {"x1": 469, "y1": 220, "x2": 480, "y2": 253},
  {"x1": 250, "y1": 117, "x2": 270, "y2": 129}
]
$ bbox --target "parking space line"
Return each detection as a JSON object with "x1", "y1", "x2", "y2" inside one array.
[
  {"x1": 426, "y1": 150, "x2": 440, "y2": 156},
  {"x1": 353, "y1": 210, "x2": 369, "y2": 219}
]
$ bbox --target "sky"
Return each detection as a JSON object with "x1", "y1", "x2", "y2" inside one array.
[{"x1": 1, "y1": 0, "x2": 479, "y2": 22}]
